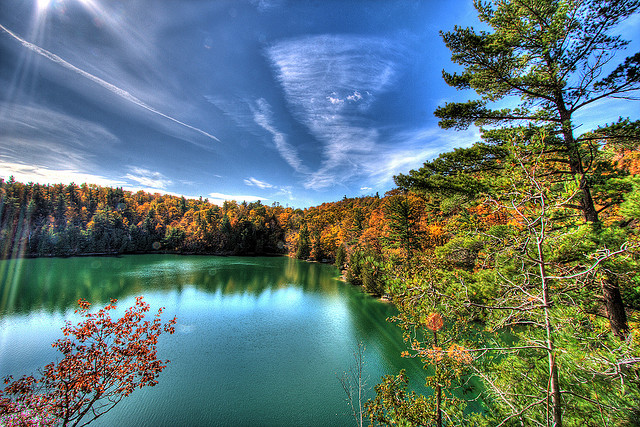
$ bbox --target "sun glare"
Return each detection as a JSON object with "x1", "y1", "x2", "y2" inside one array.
[
  {"x1": 32, "y1": 0, "x2": 119, "y2": 42},
  {"x1": 35, "y1": 0, "x2": 105, "y2": 23},
  {"x1": 36, "y1": 0, "x2": 51, "y2": 13}
]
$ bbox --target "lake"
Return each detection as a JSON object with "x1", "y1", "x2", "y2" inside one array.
[{"x1": 0, "y1": 255, "x2": 427, "y2": 426}]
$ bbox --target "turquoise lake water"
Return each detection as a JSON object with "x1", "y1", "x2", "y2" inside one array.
[{"x1": 0, "y1": 255, "x2": 427, "y2": 426}]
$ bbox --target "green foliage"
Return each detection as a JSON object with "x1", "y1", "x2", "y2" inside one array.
[
  {"x1": 435, "y1": 236, "x2": 484, "y2": 271},
  {"x1": 163, "y1": 227, "x2": 186, "y2": 251},
  {"x1": 432, "y1": 0, "x2": 640, "y2": 225},
  {"x1": 367, "y1": 365, "x2": 481, "y2": 427},
  {"x1": 0, "y1": 180, "x2": 289, "y2": 258},
  {"x1": 3, "y1": 5, "x2": 640, "y2": 425},
  {"x1": 620, "y1": 176, "x2": 640, "y2": 222},
  {"x1": 295, "y1": 223, "x2": 311, "y2": 259},
  {"x1": 366, "y1": 370, "x2": 433, "y2": 426},
  {"x1": 345, "y1": 247, "x2": 385, "y2": 296},
  {"x1": 335, "y1": 244, "x2": 347, "y2": 270},
  {"x1": 373, "y1": 122, "x2": 640, "y2": 425},
  {"x1": 383, "y1": 195, "x2": 422, "y2": 260},
  {"x1": 394, "y1": 142, "x2": 507, "y2": 197},
  {"x1": 437, "y1": 0, "x2": 640, "y2": 130}
]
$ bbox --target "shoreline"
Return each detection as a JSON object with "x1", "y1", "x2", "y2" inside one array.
[{"x1": 2, "y1": 250, "x2": 288, "y2": 261}]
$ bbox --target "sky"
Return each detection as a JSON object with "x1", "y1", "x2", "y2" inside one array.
[{"x1": 0, "y1": 0, "x2": 638, "y2": 208}]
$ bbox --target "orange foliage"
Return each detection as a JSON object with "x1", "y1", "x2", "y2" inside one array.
[
  {"x1": 446, "y1": 343, "x2": 472, "y2": 364},
  {"x1": 0, "y1": 297, "x2": 176, "y2": 426},
  {"x1": 613, "y1": 149, "x2": 640, "y2": 175},
  {"x1": 425, "y1": 312, "x2": 444, "y2": 331}
]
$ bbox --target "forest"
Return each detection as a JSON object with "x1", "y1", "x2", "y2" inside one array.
[
  {"x1": 2, "y1": 0, "x2": 640, "y2": 425},
  {"x1": 0, "y1": 178, "x2": 294, "y2": 258}
]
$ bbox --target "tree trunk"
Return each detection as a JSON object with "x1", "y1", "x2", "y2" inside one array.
[
  {"x1": 538, "y1": 233, "x2": 563, "y2": 427},
  {"x1": 547, "y1": 350, "x2": 562, "y2": 427},
  {"x1": 556, "y1": 104, "x2": 628, "y2": 336},
  {"x1": 433, "y1": 330, "x2": 442, "y2": 427},
  {"x1": 602, "y1": 274, "x2": 629, "y2": 339}
]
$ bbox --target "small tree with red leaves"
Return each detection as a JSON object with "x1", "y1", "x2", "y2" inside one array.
[{"x1": 0, "y1": 296, "x2": 176, "y2": 427}]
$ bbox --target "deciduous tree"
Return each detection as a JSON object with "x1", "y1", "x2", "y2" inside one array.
[{"x1": 0, "y1": 297, "x2": 176, "y2": 427}]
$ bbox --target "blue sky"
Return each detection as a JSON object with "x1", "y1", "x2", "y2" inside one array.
[{"x1": 0, "y1": 1, "x2": 638, "y2": 207}]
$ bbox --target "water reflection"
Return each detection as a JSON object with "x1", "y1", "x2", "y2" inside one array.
[
  {"x1": 0, "y1": 255, "x2": 344, "y2": 315},
  {"x1": 0, "y1": 255, "x2": 431, "y2": 426}
]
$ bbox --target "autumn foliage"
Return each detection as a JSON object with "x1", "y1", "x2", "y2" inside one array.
[{"x1": 0, "y1": 297, "x2": 176, "y2": 427}]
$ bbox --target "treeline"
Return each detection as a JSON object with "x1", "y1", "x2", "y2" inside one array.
[
  {"x1": 0, "y1": 175, "x2": 405, "y2": 270},
  {"x1": 0, "y1": 179, "x2": 295, "y2": 258},
  {"x1": 291, "y1": 131, "x2": 639, "y2": 424}
]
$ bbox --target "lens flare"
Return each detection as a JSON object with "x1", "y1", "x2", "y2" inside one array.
[
  {"x1": 36, "y1": 0, "x2": 51, "y2": 13},
  {"x1": 2, "y1": 0, "x2": 221, "y2": 142}
]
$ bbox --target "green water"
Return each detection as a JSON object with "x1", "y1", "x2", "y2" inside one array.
[{"x1": 0, "y1": 255, "x2": 427, "y2": 426}]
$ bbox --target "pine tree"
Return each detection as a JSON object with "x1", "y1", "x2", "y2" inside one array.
[
  {"x1": 434, "y1": 0, "x2": 639, "y2": 222},
  {"x1": 404, "y1": 0, "x2": 640, "y2": 338}
]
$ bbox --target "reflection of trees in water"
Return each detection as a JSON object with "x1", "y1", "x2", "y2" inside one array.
[
  {"x1": 344, "y1": 290, "x2": 417, "y2": 376},
  {"x1": 1, "y1": 253, "x2": 449, "y2": 411},
  {"x1": 0, "y1": 255, "x2": 344, "y2": 314}
]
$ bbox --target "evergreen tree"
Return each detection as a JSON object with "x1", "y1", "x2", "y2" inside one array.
[
  {"x1": 383, "y1": 194, "x2": 422, "y2": 260},
  {"x1": 434, "y1": 0, "x2": 639, "y2": 222},
  {"x1": 296, "y1": 223, "x2": 311, "y2": 259},
  {"x1": 400, "y1": 0, "x2": 640, "y2": 338}
]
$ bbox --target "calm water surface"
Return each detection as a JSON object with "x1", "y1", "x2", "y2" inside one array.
[{"x1": 0, "y1": 255, "x2": 427, "y2": 426}]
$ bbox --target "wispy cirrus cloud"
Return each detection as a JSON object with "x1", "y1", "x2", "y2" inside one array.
[
  {"x1": 251, "y1": 98, "x2": 308, "y2": 173},
  {"x1": 124, "y1": 167, "x2": 173, "y2": 190},
  {"x1": 367, "y1": 127, "x2": 481, "y2": 188},
  {"x1": 0, "y1": 23, "x2": 220, "y2": 143},
  {"x1": 0, "y1": 103, "x2": 125, "y2": 185},
  {"x1": 206, "y1": 95, "x2": 308, "y2": 174},
  {"x1": 244, "y1": 176, "x2": 296, "y2": 202},
  {"x1": 244, "y1": 177, "x2": 274, "y2": 190},
  {"x1": 205, "y1": 95, "x2": 253, "y2": 128},
  {"x1": 267, "y1": 34, "x2": 406, "y2": 190},
  {"x1": 0, "y1": 103, "x2": 119, "y2": 165},
  {"x1": 274, "y1": 185, "x2": 294, "y2": 202},
  {"x1": 243, "y1": 176, "x2": 274, "y2": 189},
  {"x1": 250, "y1": 0, "x2": 285, "y2": 12}
]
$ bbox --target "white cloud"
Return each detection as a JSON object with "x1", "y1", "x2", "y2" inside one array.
[
  {"x1": 347, "y1": 91, "x2": 362, "y2": 102},
  {"x1": 206, "y1": 95, "x2": 255, "y2": 128},
  {"x1": 244, "y1": 177, "x2": 274, "y2": 189},
  {"x1": 124, "y1": 167, "x2": 173, "y2": 189},
  {"x1": 572, "y1": 97, "x2": 640, "y2": 136},
  {"x1": 250, "y1": 0, "x2": 284, "y2": 12},
  {"x1": 208, "y1": 192, "x2": 267, "y2": 206},
  {"x1": 267, "y1": 34, "x2": 406, "y2": 190},
  {"x1": 0, "y1": 160, "x2": 126, "y2": 188},
  {"x1": 0, "y1": 103, "x2": 119, "y2": 167},
  {"x1": 274, "y1": 186, "x2": 295, "y2": 201},
  {"x1": 0, "y1": 103, "x2": 127, "y2": 187},
  {"x1": 251, "y1": 98, "x2": 308, "y2": 173},
  {"x1": 206, "y1": 96, "x2": 308, "y2": 173},
  {"x1": 367, "y1": 127, "x2": 480, "y2": 188},
  {"x1": 0, "y1": 24, "x2": 219, "y2": 143},
  {"x1": 243, "y1": 177, "x2": 297, "y2": 202}
]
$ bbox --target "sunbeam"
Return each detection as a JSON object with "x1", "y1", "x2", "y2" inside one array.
[
  {"x1": 36, "y1": 0, "x2": 51, "y2": 14},
  {"x1": 0, "y1": 23, "x2": 220, "y2": 142}
]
